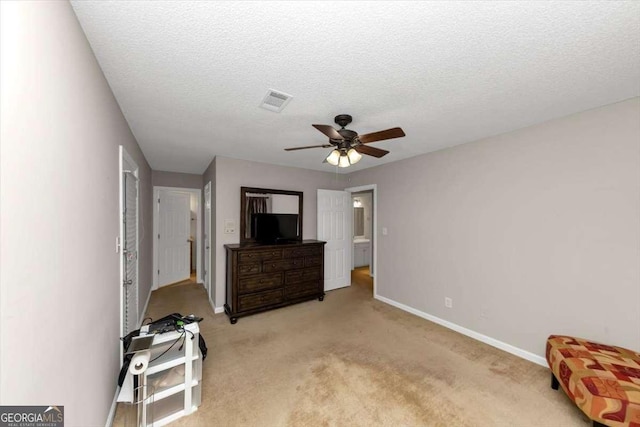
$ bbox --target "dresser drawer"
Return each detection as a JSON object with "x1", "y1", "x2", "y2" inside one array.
[
  {"x1": 238, "y1": 289, "x2": 284, "y2": 312},
  {"x1": 284, "y1": 267, "x2": 321, "y2": 285},
  {"x1": 238, "y1": 272, "x2": 282, "y2": 294},
  {"x1": 282, "y1": 245, "x2": 322, "y2": 258},
  {"x1": 238, "y1": 262, "x2": 261, "y2": 276},
  {"x1": 304, "y1": 255, "x2": 322, "y2": 267},
  {"x1": 285, "y1": 281, "x2": 320, "y2": 299},
  {"x1": 238, "y1": 249, "x2": 282, "y2": 263},
  {"x1": 263, "y1": 258, "x2": 304, "y2": 272}
]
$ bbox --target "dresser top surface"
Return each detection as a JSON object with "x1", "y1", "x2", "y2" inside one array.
[{"x1": 225, "y1": 240, "x2": 326, "y2": 250}]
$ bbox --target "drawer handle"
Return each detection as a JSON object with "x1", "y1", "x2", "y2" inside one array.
[
  {"x1": 248, "y1": 254, "x2": 253, "y2": 258},
  {"x1": 259, "y1": 279, "x2": 264, "y2": 283},
  {"x1": 272, "y1": 264, "x2": 276, "y2": 268},
  {"x1": 272, "y1": 252, "x2": 277, "y2": 256}
]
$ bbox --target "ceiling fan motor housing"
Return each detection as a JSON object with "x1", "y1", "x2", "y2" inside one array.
[
  {"x1": 334, "y1": 114, "x2": 353, "y2": 128},
  {"x1": 337, "y1": 129, "x2": 358, "y2": 141}
]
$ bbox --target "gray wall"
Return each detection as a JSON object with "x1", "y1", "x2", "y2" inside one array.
[
  {"x1": 0, "y1": 2, "x2": 153, "y2": 424},
  {"x1": 213, "y1": 157, "x2": 347, "y2": 307},
  {"x1": 348, "y1": 97, "x2": 640, "y2": 356},
  {"x1": 152, "y1": 170, "x2": 203, "y2": 189}
]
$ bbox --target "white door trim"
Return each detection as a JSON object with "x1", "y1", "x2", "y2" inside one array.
[
  {"x1": 204, "y1": 181, "x2": 214, "y2": 310},
  {"x1": 153, "y1": 186, "x2": 202, "y2": 290},
  {"x1": 345, "y1": 184, "x2": 377, "y2": 298}
]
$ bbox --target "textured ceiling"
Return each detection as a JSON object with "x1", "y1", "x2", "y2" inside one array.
[{"x1": 70, "y1": 1, "x2": 640, "y2": 174}]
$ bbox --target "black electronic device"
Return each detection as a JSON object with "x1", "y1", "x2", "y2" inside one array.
[
  {"x1": 147, "y1": 320, "x2": 178, "y2": 334},
  {"x1": 124, "y1": 335, "x2": 155, "y2": 355},
  {"x1": 183, "y1": 314, "x2": 203, "y2": 323},
  {"x1": 251, "y1": 213, "x2": 300, "y2": 244}
]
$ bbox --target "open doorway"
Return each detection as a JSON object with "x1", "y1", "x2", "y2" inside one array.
[{"x1": 345, "y1": 184, "x2": 377, "y2": 297}]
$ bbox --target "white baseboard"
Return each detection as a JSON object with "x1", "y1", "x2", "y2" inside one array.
[
  {"x1": 208, "y1": 296, "x2": 224, "y2": 314},
  {"x1": 374, "y1": 295, "x2": 547, "y2": 367}
]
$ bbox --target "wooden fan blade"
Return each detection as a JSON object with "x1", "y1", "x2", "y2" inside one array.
[
  {"x1": 358, "y1": 127, "x2": 405, "y2": 144},
  {"x1": 284, "y1": 144, "x2": 333, "y2": 151},
  {"x1": 356, "y1": 145, "x2": 389, "y2": 158},
  {"x1": 312, "y1": 124, "x2": 343, "y2": 140}
]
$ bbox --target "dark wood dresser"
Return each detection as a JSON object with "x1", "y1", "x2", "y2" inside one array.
[{"x1": 224, "y1": 240, "x2": 326, "y2": 324}]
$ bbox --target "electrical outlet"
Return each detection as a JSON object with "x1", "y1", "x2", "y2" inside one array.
[
  {"x1": 382, "y1": 227, "x2": 388, "y2": 235},
  {"x1": 445, "y1": 297, "x2": 452, "y2": 308},
  {"x1": 224, "y1": 219, "x2": 235, "y2": 234}
]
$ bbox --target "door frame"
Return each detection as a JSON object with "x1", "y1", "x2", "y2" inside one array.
[
  {"x1": 119, "y1": 146, "x2": 139, "y2": 362},
  {"x1": 204, "y1": 181, "x2": 213, "y2": 308},
  {"x1": 345, "y1": 184, "x2": 377, "y2": 297},
  {"x1": 153, "y1": 186, "x2": 202, "y2": 290}
]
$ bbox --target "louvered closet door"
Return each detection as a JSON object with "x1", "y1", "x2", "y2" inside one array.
[{"x1": 123, "y1": 172, "x2": 138, "y2": 335}]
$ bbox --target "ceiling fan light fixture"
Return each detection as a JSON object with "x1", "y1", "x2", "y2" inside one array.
[
  {"x1": 326, "y1": 150, "x2": 341, "y2": 166},
  {"x1": 285, "y1": 114, "x2": 405, "y2": 166},
  {"x1": 347, "y1": 148, "x2": 362, "y2": 164},
  {"x1": 338, "y1": 154, "x2": 350, "y2": 168}
]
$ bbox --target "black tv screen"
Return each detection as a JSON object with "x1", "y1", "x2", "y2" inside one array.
[{"x1": 252, "y1": 213, "x2": 300, "y2": 244}]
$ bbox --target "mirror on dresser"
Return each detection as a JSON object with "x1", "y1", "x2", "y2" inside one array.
[{"x1": 240, "y1": 186, "x2": 304, "y2": 243}]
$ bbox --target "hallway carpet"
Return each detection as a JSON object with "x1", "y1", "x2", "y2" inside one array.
[{"x1": 130, "y1": 275, "x2": 588, "y2": 426}]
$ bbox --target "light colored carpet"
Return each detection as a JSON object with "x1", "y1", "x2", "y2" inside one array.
[{"x1": 118, "y1": 269, "x2": 590, "y2": 426}]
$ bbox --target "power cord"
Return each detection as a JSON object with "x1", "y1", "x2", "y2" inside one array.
[
  {"x1": 149, "y1": 331, "x2": 185, "y2": 363},
  {"x1": 178, "y1": 328, "x2": 195, "y2": 351}
]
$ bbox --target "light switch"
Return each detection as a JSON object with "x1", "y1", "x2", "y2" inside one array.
[
  {"x1": 382, "y1": 227, "x2": 388, "y2": 236},
  {"x1": 224, "y1": 219, "x2": 235, "y2": 234}
]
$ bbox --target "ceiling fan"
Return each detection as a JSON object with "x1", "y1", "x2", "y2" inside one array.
[{"x1": 284, "y1": 114, "x2": 405, "y2": 167}]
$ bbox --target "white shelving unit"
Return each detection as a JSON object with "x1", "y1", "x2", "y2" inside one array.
[{"x1": 143, "y1": 322, "x2": 202, "y2": 426}]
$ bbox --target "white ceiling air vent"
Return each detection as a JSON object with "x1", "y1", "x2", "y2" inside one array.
[{"x1": 260, "y1": 89, "x2": 293, "y2": 113}]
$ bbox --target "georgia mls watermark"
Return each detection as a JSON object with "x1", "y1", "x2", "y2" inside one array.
[{"x1": 0, "y1": 406, "x2": 64, "y2": 427}]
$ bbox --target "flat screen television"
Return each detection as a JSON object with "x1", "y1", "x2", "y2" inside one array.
[{"x1": 251, "y1": 213, "x2": 300, "y2": 244}]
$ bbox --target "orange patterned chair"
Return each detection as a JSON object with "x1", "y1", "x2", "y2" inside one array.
[{"x1": 546, "y1": 335, "x2": 640, "y2": 427}]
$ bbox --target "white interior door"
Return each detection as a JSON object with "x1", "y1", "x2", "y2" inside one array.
[
  {"x1": 204, "y1": 182, "x2": 212, "y2": 299},
  {"x1": 317, "y1": 189, "x2": 351, "y2": 291},
  {"x1": 123, "y1": 172, "x2": 139, "y2": 334},
  {"x1": 120, "y1": 146, "x2": 139, "y2": 340},
  {"x1": 158, "y1": 189, "x2": 191, "y2": 286}
]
